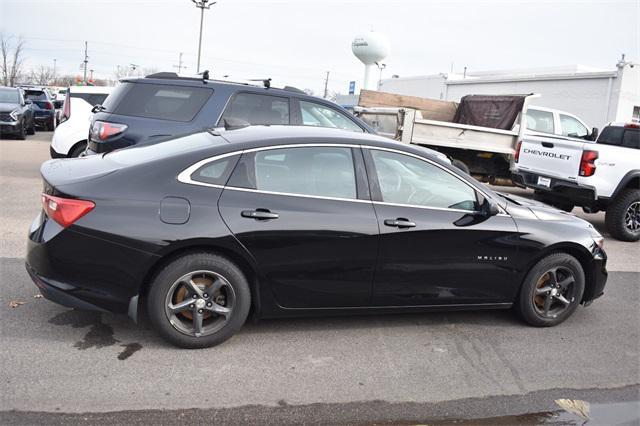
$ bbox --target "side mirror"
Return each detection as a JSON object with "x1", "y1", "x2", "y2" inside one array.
[
  {"x1": 480, "y1": 199, "x2": 500, "y2": 217},
  {"x1": 589, "y1": 127, "x2": 599, "y2": 141}
]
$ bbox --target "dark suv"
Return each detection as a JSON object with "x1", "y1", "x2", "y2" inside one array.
[
  {"x1": 87, "y1": 73, "x2": 374, "y2": 155},
  {"x1": 0, "y1": 86, "x2": 36, "y2": 139},
  {"x1": 22, "y1": 87, "x2": 56, "y2": 130}
]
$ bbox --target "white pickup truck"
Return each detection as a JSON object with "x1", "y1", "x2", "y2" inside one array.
[
  {"x1": 354, "y1": 92, "x2": 596, "y2": 185},
  {"x1": 512, "y1": 122, "x2": 640, "y2": 241}
]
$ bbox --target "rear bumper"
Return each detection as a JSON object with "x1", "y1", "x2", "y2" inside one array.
[
  {"x1": 25, "y1": 212, "x2": 157, "y2": 314},
  {"x1": 512, "y1": 171, "x2": 597, "y2": 206}
]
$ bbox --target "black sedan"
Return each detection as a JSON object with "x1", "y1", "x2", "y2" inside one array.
[{"x1": 26, "y1": 126, "x2": 607, "y2": 348}]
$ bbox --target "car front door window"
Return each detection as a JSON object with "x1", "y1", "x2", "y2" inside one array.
[{"x1": 370, "y1": 150, "x2": 478, "y2": 211}]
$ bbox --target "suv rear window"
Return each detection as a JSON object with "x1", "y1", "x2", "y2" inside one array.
[
  {"x1": 103, "y1": 82, "x2": 212, "y2": 122},
  {"x1": 24, "y1": 90, "x2": 47, "y2": 101}
]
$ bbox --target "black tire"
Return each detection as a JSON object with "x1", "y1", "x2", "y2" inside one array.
[
  {"x1": 27, "y1": 119, "x2": 36, "y2": 135},
  {"x1": 533, "y1": 191, "x2": 574, "y2": 212},
  {"x1": 605, "y1": 189, "x2": 640, "y2": 242},
  {"x1": 147, "y1": 252, "x2": 251, "y2": 349},
  {"x1": 46, "y1": 118, "x2": 55, "y2": 131},
  {"x1": 16, "y1": 121, "x2": 26, "y2": 140},
  {"x1": 516, "y1": 253, "x2": 585, "y2": 327},
  {"x1": 69, "y1": 142, "x2": 87, "y2": 158},
  {"x1": 451, "y1": 159, "x2": 470, "y2": 175}
]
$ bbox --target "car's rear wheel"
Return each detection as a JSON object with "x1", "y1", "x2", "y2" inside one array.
[
  {"x1": 605, "y1": 189, "x2": 640, "y2": 242},
  {"x1": 70, "y1": 142, "x2": 87, "y2": 158},
  {"x1": 147, "y1": 252, "x2": 251, "y2": 348},
  {"x1": 516, "y1": 253, "x2": 585, "y2": 327}
]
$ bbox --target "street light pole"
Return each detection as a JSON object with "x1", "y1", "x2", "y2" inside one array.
[{"x1": 191, "y1": 0, "x2": 216, "y2": 74}]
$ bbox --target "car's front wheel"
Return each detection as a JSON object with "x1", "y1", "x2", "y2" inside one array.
[
  {"x1": 27, "y1": 118, "x2": 36, "y2": 135},
  {"x1": 147, "y1": 252, "x2": 251, "y2": 348},
  {"x1": 16, "y1": 120, "x2": 26, "y2": 140},
  {"x1": 516, "y1": 253, "x2": 585, "y2": 327}
]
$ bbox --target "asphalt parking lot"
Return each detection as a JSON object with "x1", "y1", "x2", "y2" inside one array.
[{"x1": 1, "y1": 132, "x2": 639, "y2": 424}]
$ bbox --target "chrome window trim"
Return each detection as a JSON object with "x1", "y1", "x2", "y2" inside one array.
[{"x1": 176, "y1": 142, "x2": 510, "y2": 216}]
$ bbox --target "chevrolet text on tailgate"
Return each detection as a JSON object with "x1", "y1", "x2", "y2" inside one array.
[{"x1": 513, "y1": 122, "x2": 640, "y2": 241}]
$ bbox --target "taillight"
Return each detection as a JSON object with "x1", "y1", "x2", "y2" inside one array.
[
  {"x1": 41, "y1": 194, "x2": 95, "y2": 228},
  {"x1": 44, "y1": 101, "x2": 53, "y2": 110},
  {"x1": 514, "y1": 141, "x2": 522, "y2": 163},
  {"x1": 579, "y1": 150, "x2": 598, "y2": 177},
  {"x1": 90, "y1": 120, "x2": 128, "y2": 141},
  {"x1": 62, "y1": 96, "x2": 70, "y2": 121}
]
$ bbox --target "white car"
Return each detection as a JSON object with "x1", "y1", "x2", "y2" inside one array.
[
  {"x1": 50, "y1": 86, "x2": 114, "y2": 158},
  {"x1": 512, "y1": 122, "x2": 640, "y2": 241}
]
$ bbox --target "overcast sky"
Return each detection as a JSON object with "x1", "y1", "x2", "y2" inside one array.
[{"x1": 1, "y1": 0, "x2": 638, "y2": 94}]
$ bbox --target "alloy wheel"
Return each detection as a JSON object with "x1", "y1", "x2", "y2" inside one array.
[
  {"x1": 625, "y1": 201, "x2": 640, "y2": 233},
  {"x1": 532, "y1": 266, "x2": 576, "y2": 319},
  {"x1": 164, "y1": 270, "x2": 235, "y2": 337}
]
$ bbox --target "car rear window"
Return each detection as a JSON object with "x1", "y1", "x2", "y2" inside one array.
[
  {"x1": 24, "y1": 90, "x2": 47, "y2": 101},
  {"x1": 103, "y1": 82, "x2": 212, "y2": 122}
]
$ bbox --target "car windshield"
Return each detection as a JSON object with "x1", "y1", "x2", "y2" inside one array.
[{"x1": 0, "y1": 89, "x2": 19, "y2": 103}]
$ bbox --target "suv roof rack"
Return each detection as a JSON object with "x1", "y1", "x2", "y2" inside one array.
[{"x1": 283, "y1": 86, "x2": 305, "y2": 94}]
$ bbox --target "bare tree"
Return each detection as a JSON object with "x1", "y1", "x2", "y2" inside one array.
[
  {"x1": 1, "y1": 33, "x2": 26, "y2": 86},
  {"x1": 29, "y1": 66, "x2": 55, "y2": 85}
]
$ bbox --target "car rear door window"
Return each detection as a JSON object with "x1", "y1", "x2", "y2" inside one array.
[
  {"x1": 370, "y1": 149, "x2": 478, "y2": 211},
  {"x1": 246, "y1": 146, "x2": 357, "y2": 199},
  {"x1": 525, "y1": 109, "x2": 554, "y2": 134},
  {"x1": 190, "y1": 155, "x2": 240, "y2": 185},
  {"x1": 560, "y1": 114, "x2": 588, "y2": 138},
  {"x1": 299, "y1": 101, "x2": 363, "y2": 132},
  {"x1": 220, "y1": 93, "x2": 289, "y2": 126},
  {"x1": 106, "y1": 83, "x2": 212, "y2": 122}
]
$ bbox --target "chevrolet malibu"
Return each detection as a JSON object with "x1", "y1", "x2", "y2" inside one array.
[{"x1": 26, "y1": 126, "x2": 607, "y2": 348}]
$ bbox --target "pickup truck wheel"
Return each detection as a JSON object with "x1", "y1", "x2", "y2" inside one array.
[
  {"x1": 606, "y1": 189, "x2": 640, "y2": 242},
  {"x1": 516, "y1": 253, "x2": 585, "y2": 327},
  {"x1": 451, "y1": 159, "x2": 470, "y2": 175}
]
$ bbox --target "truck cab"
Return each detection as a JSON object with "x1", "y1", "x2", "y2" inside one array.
[{"x1": 525, "y1": 106, "x2": 596, "y2": 141}]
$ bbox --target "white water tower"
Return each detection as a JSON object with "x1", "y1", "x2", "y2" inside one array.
[{"x1": 352, "y1": 31, "x2": 390, "y2": 91}]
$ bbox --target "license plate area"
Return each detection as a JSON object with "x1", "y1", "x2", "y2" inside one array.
[{"x1": 537, "y1": 176, "x2": 551, "y2": 188}]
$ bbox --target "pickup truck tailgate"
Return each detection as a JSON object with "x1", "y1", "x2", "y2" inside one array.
[{"x1": 516, "y1": 136, "x2": 584, "y2": 180}]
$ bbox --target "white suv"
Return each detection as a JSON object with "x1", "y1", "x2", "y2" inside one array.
[
  {"x1": 50, "y1": 86, "x2": 114, "y2": 158},
  {"x1": 512, "y1": 122, "x2": 640, "y2": 241}
]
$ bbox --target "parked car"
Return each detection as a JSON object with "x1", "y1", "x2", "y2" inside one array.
[
  {"x1": 27, "y1": 126, "x2": 607, "y2": 348},
  {"x1": 512, "y1": 122, "x2": 640, "y2": 241},
  {"x1": 86, "y1": 72, "x2": 375, "y2": 155},
  {"x1": 22, "y1": 87, "x2": 56, "y2": 130},
  {"x1": 50, "y1": 86, "x2": 114, "y2": 158},
  {"x1": 0, "y1": 86, "x2": 36, "y2": 139}
]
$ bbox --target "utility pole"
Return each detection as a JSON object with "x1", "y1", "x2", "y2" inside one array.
[
  {"x1": 89, "y1": 69, "x2": 94, "y2": 81},
  {"x1": 173, "y1": 52, "x2": 187, "y2": 74},
  {"x1": 323, "y1": 71, "x2": 330, "y2": 98},
  {"x1": 53, "y1": 59, "x2": 56, "y2": 81},
  {"x1": 191, "y1": 0, "x2": 216, "y2": 73},
  {"x1": 83, "y1": 41, "x2": 88, "y2": 84}
]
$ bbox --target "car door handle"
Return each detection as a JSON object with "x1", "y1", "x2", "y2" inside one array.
[
  {"x1": 384, "y1": 218, "x2": 416, "y2": 228},
  {"x1": 241, "y1": 209, "x2": 279, "y2": 220}
]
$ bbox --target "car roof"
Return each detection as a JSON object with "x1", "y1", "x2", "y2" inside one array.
[{"x1": 215, "y1": 125, "x2": 441, "y2": 158}]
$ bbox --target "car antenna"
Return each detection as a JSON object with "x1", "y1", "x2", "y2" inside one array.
[
  {"x1": 249, "y1": 78, "x2": 271, "y2": 89},
  {"x1": 199, "y1": 70, "x2": 210, "y2": 83}
]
